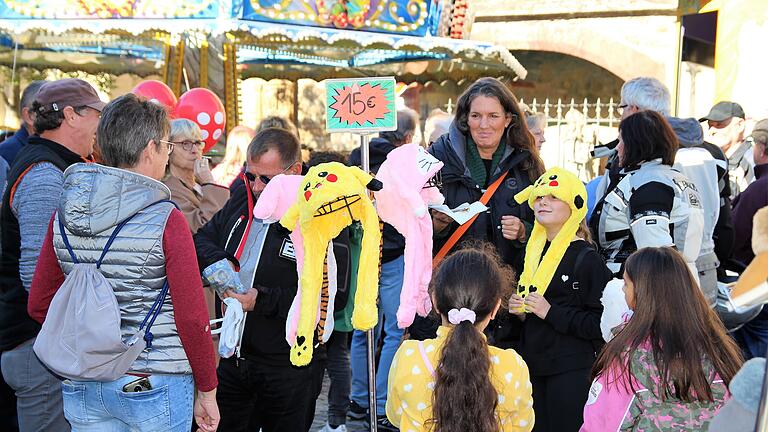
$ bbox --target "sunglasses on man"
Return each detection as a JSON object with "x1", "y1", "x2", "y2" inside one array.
[{"x1": 244, "y1": 162, "x2": 296, "y2": 185}]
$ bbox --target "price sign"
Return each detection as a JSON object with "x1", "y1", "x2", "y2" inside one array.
[{"x1": 325, "y1": 77, "x2": 397, "y2": 133}]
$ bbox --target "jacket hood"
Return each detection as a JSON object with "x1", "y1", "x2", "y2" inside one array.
[
  {"x1": 59, "y1": 163, "x2": 171, "y2": 236},
  {"x1": 368, "y1": 137, "x2": 397, "y2": 158},
  {"x1": 349, "y1": 137, "x2": 397, "y2": 173},
  {"x1": 667, "y1": 116, "x2": 704, "y2": 148}
]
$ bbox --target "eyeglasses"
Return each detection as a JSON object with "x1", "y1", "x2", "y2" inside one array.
[
  {"x1": 245, "y1": 162, "x2": 296, "y2": 185},
  {"x1": 157, "y1": 139, "x2": 175, "y2": 155},
  {"x1": 74, "y1": 106, "x2": 102, "y2": 119},
  {"x1": 618, "y1": 104, "x2": 629, "y2": 115},
  {"x1": 172, "y1": 140, "x2": 205, "y2": 152}
]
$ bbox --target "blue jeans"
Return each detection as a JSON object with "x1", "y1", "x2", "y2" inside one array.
[
  {"x1": 350, "y1": 255, "x2": 404, "y2": 416},
  {"x1": 61, "y1": 374, "x2": 194, "y2": 431},
  {"x1": 734, "y1": 308, "x2": 768, "y2": 360}
]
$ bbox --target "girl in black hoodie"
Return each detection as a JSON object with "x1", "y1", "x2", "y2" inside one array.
[{"x1": 509, "y1": 168, "x2": 612, "y2": 432}]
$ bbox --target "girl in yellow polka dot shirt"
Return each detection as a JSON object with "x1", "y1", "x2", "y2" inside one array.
[{"x1": 386, "y1": 246, "x2": 535, "y2": 432}]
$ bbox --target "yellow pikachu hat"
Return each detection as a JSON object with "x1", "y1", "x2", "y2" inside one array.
[
  {"x1": 514, "y1": 167, "x2": 587, "y2": 306},
  {"x1": 280, "y1": 162, "x2": 382, "y2": 366}
]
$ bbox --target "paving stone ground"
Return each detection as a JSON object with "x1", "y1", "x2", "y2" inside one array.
[{"x1": 310, "y1": 373, "x2": 371, "y2": 432}]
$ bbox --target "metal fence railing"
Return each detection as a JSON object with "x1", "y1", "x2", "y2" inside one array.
[{"x1": 519, "y1": 97, "x2": 621, "y2": 181}]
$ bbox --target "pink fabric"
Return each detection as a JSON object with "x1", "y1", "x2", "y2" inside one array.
[
  {"x1": 374, "y1": 144, "x2": 444, "y2": 328},
  {"x1": 581, "y1": 366, "x2": 639, "y2": 431},
  {"x1": 251, "y1": 174, "x2": 307, "y2": 345},
  {"x1": 418, "y1": 341, "x2": 436, "y2": 377}
]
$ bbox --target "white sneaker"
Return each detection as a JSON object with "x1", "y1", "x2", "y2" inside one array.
[{"x1": 319, "y1": 422, "x2": 347, "y2": 432}]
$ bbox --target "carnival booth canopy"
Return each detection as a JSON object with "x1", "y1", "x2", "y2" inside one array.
[{"x1": 0, "y1": 0, "x2": 527, "y2": 82}]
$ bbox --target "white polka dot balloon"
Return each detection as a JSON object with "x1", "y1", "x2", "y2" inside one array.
[{"x1": 174, "y1": 88, "x2": 226, "y2": 154}]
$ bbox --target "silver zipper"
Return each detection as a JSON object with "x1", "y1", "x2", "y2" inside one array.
[{"x1": 224, "y1": 217, "x2": 243, "y2": 250}]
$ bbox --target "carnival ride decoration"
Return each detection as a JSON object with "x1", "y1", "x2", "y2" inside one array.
[
  {"x1": 173, "y1": 87, "x2": 225, "y2": 153},
  {"x1": 244, "y1": 0, "x2": 438, "y2": 36},
  {"x1": 280, "y1": 162, "x2": 382, "y2": 366},
  {"x1": 374, "y1": 144, "x2": 444, "y2": 328},
  {"x1": 0, "y1": 0, "x2": 527, "y2": 85},
  {"x1": 0, "y1": 0, "x2": 217, "y2": 18}
]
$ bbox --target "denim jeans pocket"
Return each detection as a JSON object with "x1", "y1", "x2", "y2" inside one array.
[
  {"x1": 116, "y1": 384, "x2": 171, "y2": 429},
  {"x1": 61, "y1": 381, "x2": 88, "y2": 422}
]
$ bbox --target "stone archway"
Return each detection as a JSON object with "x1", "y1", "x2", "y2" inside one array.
[
  {"x1": 515, "y1": 37, "x2": 664, "y2": 83},
  {"x1": 471, "y1": 13, "x2": 680, "y2": 88}
]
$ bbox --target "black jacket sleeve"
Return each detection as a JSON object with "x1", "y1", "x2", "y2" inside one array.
[
  {"x1": 714, "y1": 194, "x2": 736, "y2": 264},
  {"x1": 702, "y1": 142, "x2": 735, "y2": 264},
  {"x1": 627, "y1": 181, "x2": 676, "y2": 250},
  {"x1": 545, "y1": 250, "x2": 610, "y2": 340},
  {"x1": 193, "y1": 184, "x2": 245, "y2": 272}
]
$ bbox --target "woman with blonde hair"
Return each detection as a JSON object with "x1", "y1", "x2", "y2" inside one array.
[
  {"x1": 163, "y1": 118, "x2": 230, "y2": 233},
  {"x1": 211, "y1": 125, "x2": 256, "y2": 186}
]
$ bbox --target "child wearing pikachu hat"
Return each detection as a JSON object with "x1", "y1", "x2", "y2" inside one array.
[{"x1": 508, "y1": 167, "x2": 613, "y2": 432}]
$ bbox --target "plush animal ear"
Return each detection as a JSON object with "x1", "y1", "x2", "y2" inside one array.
[
  {"x1": 514, "y1": 185, "x2": 534, "y2": 205},
  {"x1": 574, "y1": 195, "x2": 585, "y2": 209},
  {"x1": 349, "y1": 166, "x2": 375, "y2": 188},
  {"x1": 366, "y1": 178, "x2": 383, "y2": 191}
]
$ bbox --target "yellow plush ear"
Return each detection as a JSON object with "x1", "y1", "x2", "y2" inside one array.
[
  {"x1": 514, "y1": 185, "x2": 534, "y2": 205},
  {"x1": 349, "y1": 166, "x2": 375, "y2": 188},
  {"x1": 280, "y1": 204, "x2": 300, "y2": 232}
]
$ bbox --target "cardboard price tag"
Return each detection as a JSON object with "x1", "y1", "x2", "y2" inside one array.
[{"x1": 325, "y1": 77, "x2": 397, "y2": 133}]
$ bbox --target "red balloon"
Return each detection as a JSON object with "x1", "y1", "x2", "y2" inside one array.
[
  {"x1": 131, "y1": 80, "x2": 177, "y2": 113},
  {"x1": 174, "y1": 88, "x2": 226, "y2": 153}
]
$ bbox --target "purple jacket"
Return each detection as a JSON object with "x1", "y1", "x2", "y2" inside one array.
[{"x1": 732, "y1": 163, "x2": 768, "y2": 264}]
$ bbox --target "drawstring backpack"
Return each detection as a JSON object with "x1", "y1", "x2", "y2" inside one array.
[{"x1": 34, "y1": 201, "x2": 174, "y2": 382}]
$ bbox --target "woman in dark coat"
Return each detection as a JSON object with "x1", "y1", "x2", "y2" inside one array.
[{"x1": 415, "y1": 77, "x2": 545, "y2": 344}]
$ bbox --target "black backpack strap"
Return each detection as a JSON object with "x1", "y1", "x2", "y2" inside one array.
[
  {"x1": 573, "y1": 246, "x2": 591, "y2": 276},
  {"x1": 571, "y1": 245, "x2": 593, "y2": 308},
  {"x1": 572, "y1": 245, "x2": 604, "y2": 354}
]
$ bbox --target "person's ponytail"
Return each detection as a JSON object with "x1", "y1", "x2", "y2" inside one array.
[
  {"x1": 426, "y1": 243, "x2": 513, "y2": 432},
  {"x1": 429, "y1": 320, "x2": 500, "y2": 432}
]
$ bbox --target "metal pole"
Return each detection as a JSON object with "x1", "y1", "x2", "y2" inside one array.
[
  {"x1": 756, "y1": 348, "x2": 768, "y2": 431},
  {"x1": 359, "y1": 133, "x2": 378, "y2": 432}
]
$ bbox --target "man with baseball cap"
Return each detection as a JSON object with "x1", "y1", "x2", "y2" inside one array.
[
  {"x1": 0, "y1": 78, "x2": 104, "y2": 431},
  {"x1": 701, "y1": 101, "x2": 754, "y2": 199}
]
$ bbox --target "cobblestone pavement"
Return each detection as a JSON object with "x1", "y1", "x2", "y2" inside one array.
[{"x1": 310, "y1": 373, "x2": 371, "y2": 432}]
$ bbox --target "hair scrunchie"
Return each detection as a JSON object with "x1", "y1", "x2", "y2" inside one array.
[{"x1": 448, "y1": 308, "x2": 476, "y2": 325}]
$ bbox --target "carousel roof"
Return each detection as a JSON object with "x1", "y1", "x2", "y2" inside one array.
[{"x1": 0, "y1": 2, "x2": 526, "y2": 82}]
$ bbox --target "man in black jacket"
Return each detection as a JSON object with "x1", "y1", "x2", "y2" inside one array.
[{"x1": 195, "y1": 128, "x2": 349, "y2": 432}]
